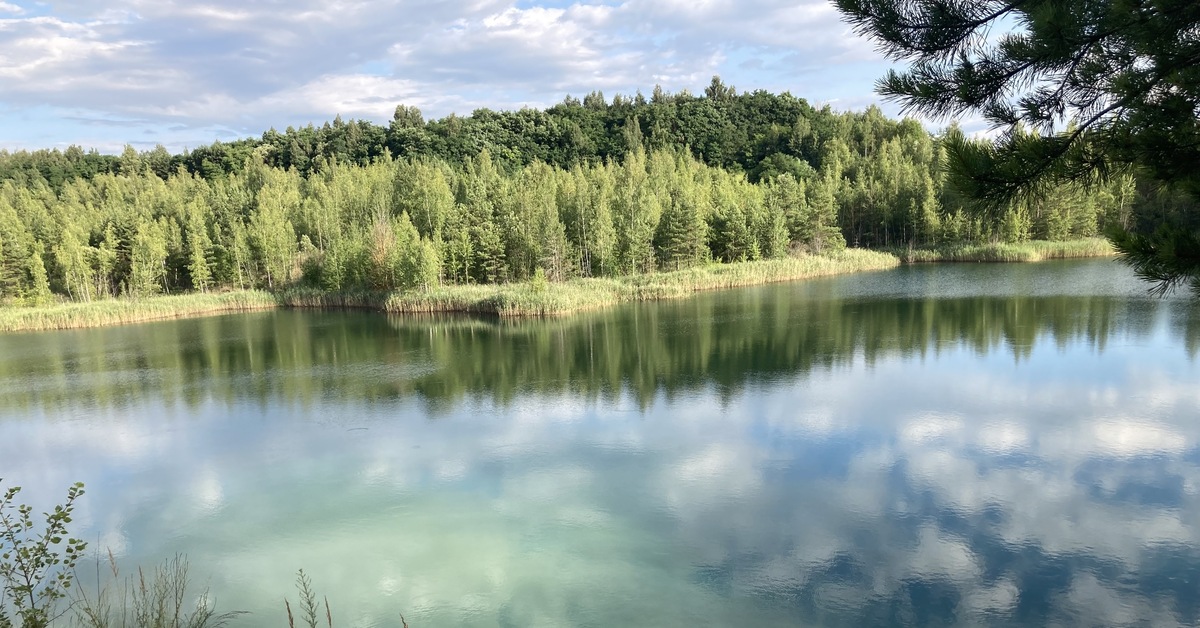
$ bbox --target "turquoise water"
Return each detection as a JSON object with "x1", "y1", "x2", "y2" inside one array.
[{"x1": 1, "y1": 258, "x2": 1198, "y2": 626}]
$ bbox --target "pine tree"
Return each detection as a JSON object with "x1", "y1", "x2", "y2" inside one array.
[
  {"x1": 751, "y1": 184, "x2": 789, "y2": 259},
  {"x1": 708, "y1": 173, "x2": 756, "y2": 262},
  {"x1": 766, "y1": 174, "x2": 807, "y2": 249},
  {"x1": 473, "y1": 222, "x2": 507, "y2": 284},
  {"x1": 459, "y1": 150, "x2": 508, "y2": 283},
  {"x1": 835, "y1": 0, "x2": 1200, "y2": 292},
  {"x1": 656, "y1": 158, "x2": 710, "y2": 270},
  {"x1": 806, "y1": 169, "x2": 847, "y2": 254}
]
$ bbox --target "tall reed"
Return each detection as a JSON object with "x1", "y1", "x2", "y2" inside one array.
[
  {"x1": 291, "y1": 249, "x2": 901, "y2": 318},
  {"x1": 897, "y1": 238, "x2": 1114, "y2": 263},
  {"x1": 73, "y1": 553, "x2": 244, "y2": 628},
  {"x1": 0, "y1": 292, "x2": 278, "y2": 333},
  {"x1": 2, "y1": 242, "x2": 1111, "y2": 332}
]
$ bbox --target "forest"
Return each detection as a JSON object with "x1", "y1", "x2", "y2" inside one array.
[{"x1": 0, "y1": 78, "x2": 1166, "y2": 305}]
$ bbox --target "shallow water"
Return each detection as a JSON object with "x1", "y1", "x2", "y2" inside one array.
[{"x1": 2, "y1": 258, "x2": 1199, "y2": 626}]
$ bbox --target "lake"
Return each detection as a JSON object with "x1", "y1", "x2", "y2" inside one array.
[{"x1": 2, "y1": 258, "x2": 1198, "y2": 627}]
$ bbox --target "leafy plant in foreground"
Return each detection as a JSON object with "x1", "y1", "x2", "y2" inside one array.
[{"x1": 0, "y1": 480, "x2": 87, "y2": 628}]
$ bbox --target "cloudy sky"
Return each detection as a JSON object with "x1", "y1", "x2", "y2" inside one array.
[{"x1": 0, "y1": 0, "x2": 903, "y2": 153}]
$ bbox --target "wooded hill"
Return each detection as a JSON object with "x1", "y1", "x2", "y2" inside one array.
[{"x1": 0, "y1": 78, "x2": 1169, "y2": 304}]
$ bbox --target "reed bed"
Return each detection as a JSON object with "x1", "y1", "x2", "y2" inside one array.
[
  {"x1": 4, "y1": 242, "x2": 1109, "y2": 332},
  {"x1": 1026, "y1": 238, "x2": 1116, "y2": 259},
  {"x1": 296, "y1": 249, "x2": 901, "y2": 318},
  {"x1": 898, "y1": 238, "x2": 1114, "y2": 263},
  {"x1": 0, "y1": 291, "x2": 278, "y2": 332},
  {"x1": 0, "y1": 252, "x2": 903, "y2": 331}
]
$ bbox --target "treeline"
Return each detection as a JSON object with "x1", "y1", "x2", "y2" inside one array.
[{"x1": 0, "y1": 80, "x2": 1141, "y2": 305}]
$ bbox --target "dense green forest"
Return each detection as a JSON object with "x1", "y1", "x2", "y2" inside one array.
[{"x1": 0, "y1": 79, "x2": 1158, "y2": 305}]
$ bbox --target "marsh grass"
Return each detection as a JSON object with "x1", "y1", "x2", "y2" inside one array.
[
  {"x1": 1, "y1": 243, "x2": 1107, "y2": 332},
  {"x1": 0, "y1": 250, "x2": 906, "y2": 331},
  {"x1": 281, "y1": 249, "x2": 901, "y2": 317},
  {"x1": 0, "y1": 292, "x2": 277, "y2": 333},
  {"x1": 73, "y1": 553, "x2": 243, "y2": 628},
  {"x1": 435, "y1": 249, "x2": 900, "y2": 316},
  {"x1": 897, "y1": 238, "x2": 1114, "y2": 263},
  {"x1": 1026, "y1": 238, "x2": 1117, "y2": 259}
]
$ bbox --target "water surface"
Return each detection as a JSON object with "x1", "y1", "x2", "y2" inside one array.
[{"x1": 2, "y1": 259, "x2": 1198, "y2": 626}]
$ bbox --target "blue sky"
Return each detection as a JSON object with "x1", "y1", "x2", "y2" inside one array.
[{"x1": 0, "y1": 0, "x2": 912, "y2": 153}]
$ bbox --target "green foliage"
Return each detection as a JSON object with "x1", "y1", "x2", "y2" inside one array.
[
  {"x1": 654, "y1": 153, "x2": 710, "y2": 270},
  {"x1": 834, "y1": 0, "x2": 1200, "y2": 293},
  {"x1": 805, "y1": 172, "x2": 846, "y2": 253},
  {"x1": 186, "y1": 206, "x2": 214, "y2": 293},
  {"x1": 288, "y1": 248, "x2": 901, "y2": 318},
  {"x1": 897, "y1": 238, "x2": 1114, "y2": 264},
  {"x1": 0, "y1": 83, "x2": 1153, "y2": 309},
  {"x1": 1108, "y1": 226, "x2": 1200, "y2": 296},
  {"x1": 127, "y1": 220, "x2": 168, "y2": 298},
  {"x1": 23, "y1": 246, "x2": 52, "y2": 307},
  {"x1": 612, "y1": 148, "x2": 661, "y2": 275},
  {"x1": 0, "y1": 480, "x2": 87, "y2": 628},
  {"x1": 530, "y1": 267, "x2": 549, "y2": 295},
  {"x1": 395, "y1": 161, "x2": 453, "y2": 240},
  {"x1": 247, "y1": 167, "x2": 300, "y2": 289}
]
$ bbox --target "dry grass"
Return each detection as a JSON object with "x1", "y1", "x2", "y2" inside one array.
[
  {"x1": 281, "y1": 249, "x2": 901, "y2": 318},
  {"x1": 73, "y1": 553, "x2": 244, "y2": 628},
  {"x1": 0, "y1": 251, "x2": 903, "y2": 331},
  {"x1": 0, "y1": 291, "x2": 277, "y2": 333},
  {"x1": 897, "y1": 238, "x2": 1114, "y2": 263},
  {"x1": 0, "y1": 242, "x2": 1114, "y2": 332}
]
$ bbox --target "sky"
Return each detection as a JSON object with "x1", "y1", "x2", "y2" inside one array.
[{"x1": 0, "y1": 0, "x2": 909, "y2": 154}]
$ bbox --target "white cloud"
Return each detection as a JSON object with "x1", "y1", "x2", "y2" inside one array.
[
  {"x1": 0, "y1": 0, "x2": 891, "y2": 150},
  {"x1": 0, "y1": 17, "x2": 143, "y2": 83}
]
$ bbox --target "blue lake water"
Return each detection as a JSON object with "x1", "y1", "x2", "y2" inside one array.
[{"x1": 1, "y1": 258, "x2": 1198, "y2": 626}]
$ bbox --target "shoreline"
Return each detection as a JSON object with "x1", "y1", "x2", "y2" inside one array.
[
  {"x1": 0, "y1": 291, "x2": 279, "y2": 333},
  {"x1": 0, "y1": 240, "x2": 1115, "y2": 333},
  {"x1": 281, "y1": 248, "x2": 901, "y2": 318},
  {"x1": 889, "y1": 237, "x2": 1114, "y2": 263}
]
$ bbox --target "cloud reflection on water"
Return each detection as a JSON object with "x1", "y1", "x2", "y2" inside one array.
[{"x1": 0, "y1": 260, "x2": 1198, "y2": 626}]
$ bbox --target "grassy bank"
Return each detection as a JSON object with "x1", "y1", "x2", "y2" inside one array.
[
  {"x1": 895, "y1": 237, "x2": 1114, "y2": 263},
  {"x1": 0, "y1": 242, "x2": 1116, "y2": 332},
  {"x1": 0, "y1": 290, "x2": 278, "y2": 332},
  {"x1": 281, "y1": 249, "x2": 901, "y2": 317}
]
